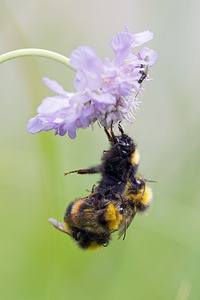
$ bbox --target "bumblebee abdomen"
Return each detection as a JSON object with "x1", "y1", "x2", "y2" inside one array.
[
  {"x1": 70, "y1": 227, "x2": 111, "y2": 249},
  {"x1": 63, "y1": 196, "x2": 123, "y2": 249}
]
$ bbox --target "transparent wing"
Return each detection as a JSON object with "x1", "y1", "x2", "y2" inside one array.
[
  {"x1": 118, "y1": 208, "x2": 137, "y2": 240},
  {"x1": 48, "y1": 218, "x2": 72, "y2": 236}
]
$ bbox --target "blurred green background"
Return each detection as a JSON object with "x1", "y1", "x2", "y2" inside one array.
[{"x1": 0, "y1": 1, "x2": 199, "y2": 299}]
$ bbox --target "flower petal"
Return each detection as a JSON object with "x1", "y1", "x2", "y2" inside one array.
[
  {"x1": 42, "y1": 77, "x2": 68, "y2": 96},
  {"x1": 111, "y1": 31, "x2": 133, "y2": 64},
  {"x1": 139, "y1": 47, "x2": 158, "y2": 66},
  {"x1": 89, "y1": 92, "x2": 116, "y2": 105},
  {"x1": 73, "y1": 71, "x2": 87, "y2": 92},
  {"x1": 132, "y1": 31, "x2": 153, "y2": 47},
  {"x1": 37, "y1": 96, "x2": 70, "y2": 114},
  {"x1": 118, "y1": 81, "x2": 132, "y2": 96},
  {"x1": 27, "y1": 27, "x2": 157, "y2": 138},
  {"x1": 26, "y1": 115, "x2": 54, "y2": 133},
  {"x1": 70, "y1": 46, "x2": 103, "y2": 74}
]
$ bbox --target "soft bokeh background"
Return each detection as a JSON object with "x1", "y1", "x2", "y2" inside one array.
[{"x1": 0, "y1": 1, "x2": 199, "y2": 299}]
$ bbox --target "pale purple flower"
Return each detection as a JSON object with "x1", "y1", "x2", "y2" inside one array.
[{"x1": 27, "y1": 27, "x2": 157, "y2": 138}]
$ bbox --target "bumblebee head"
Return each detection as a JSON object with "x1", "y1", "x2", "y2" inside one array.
[
  {"x1": 115, "y1": 134, "x2": 135, "y2": 156},
  {"x1": 104, "y1": 122, "x2": 135, "y2": 157},
  {"x1": 124, "y1": 175, "x2": 153, "y2": 212}
]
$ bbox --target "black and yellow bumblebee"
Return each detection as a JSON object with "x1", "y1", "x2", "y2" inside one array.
[{"x1": 49, "y1": 123, "x2": 153, "y2": 249}]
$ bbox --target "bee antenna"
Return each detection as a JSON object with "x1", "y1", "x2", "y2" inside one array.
[
  {"x1": 110, "y1": 120, "x2": 118, "y2": 144},
  {"x1": 143, "y1": 178, "x2": 158, "y2": 184},
  {"x1": 141, "y1": 181, "x2": 146, "y2": 199},
  {"x1": 118, "y1": 121, "x2": 124, "y2": 135},
  {"x1": 105, "y1": 121, "x2": 118, "y2": 142}
]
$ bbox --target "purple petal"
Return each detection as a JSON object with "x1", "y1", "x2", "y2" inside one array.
[
  {"x1": 69, "y1": 93, "x2": 91, "y2": 105},
  {"x1": 111, "y1": 32, "x2": 133, "y2": 63},
  {"x1": 73, "y1": 71, "x2": 87, "y2": 92},
  {"x1": 103, "y1": 57, "x2": 119, "y2": 77},
  {"x1": 139, "y1": 47, "x2": 158, "y2": 66},
  {"x1": 26, "y1": 115, "x2": 54, "y2": 134},
  {"x1": 27, "y1": 27, "x2": 157, "y2": 139},
  {"x1": 27, "y1": 116, "x2": 43, "y2": 133},
  {"x1": 68, "y1": 128, "x2": 77, "y2": 139},
  {"x1": 89, "y1": 92, "x2": 116, "y2": 105},
  {"x1": 132, "y1": 31, "x2": 153, "y2": 47},
  {"x1": 74, "y1": 70, "x2": 102, "y2": 91},
  {"x1": 42, "y1": 77, "x2": 68, "y2": 96},
  {"x1": 79, "y1": 105, "x2": 94, "y2": 128},
  {"x1": 70, "y1": 46, "x2": 103, "y2": 74},
  {"x1": 124, "y1": 25, "x2": 131, "y2": 33},
  {"x1": 71, "y1": 47, "x2": 104, "y2": 91},
  {"x1": 118, "y1": 82, "x2": 132, "y2": 96},
  {"x1": 59, "y1": 125, "x2": 68, "y2": 137},
  {"x1": 37, "y1": 96, "x2": 70, "y2": 114}
]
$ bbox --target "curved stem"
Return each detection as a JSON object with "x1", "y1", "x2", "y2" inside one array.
[{"x1": 0, "y1": 48, "x2": 76, "y2": 71}]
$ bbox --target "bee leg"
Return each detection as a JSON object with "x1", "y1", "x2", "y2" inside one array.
[
  {"x1": 91, "y1": 184, "x2": 97, "y2": 193},
  {"x1": 64, "y1": 166, "x2": 101, "y2": 176},
  {"x1": 86, "y1": 184, "x2": 97, "y2": 193},
  {"x1": 104, "y1": 127, "x2": 111, "y2": 141},
  {"x1": 122, "y1": 221, "x2": 127, "y2": 241},
  {"x1": 103, "y1": 149, "x2": 111, "y2": 154},
  {"x1": 103, "y1": 241, "x2": 109, "y2": 247},
  {"x1": 104, "y1": 121, "x2": 117, "y2": 141},
  {"x1": 110, "y1": 120, "x2": 118, "y2": 142}
]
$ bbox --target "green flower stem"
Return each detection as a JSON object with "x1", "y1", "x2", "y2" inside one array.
[{"x1": 0, "y1": 48, "x2": 76, "y2": 71}]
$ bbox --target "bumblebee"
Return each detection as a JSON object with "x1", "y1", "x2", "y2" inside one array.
[{"x1": 49, "y1": 124, "x2": 153, "y2": 249}]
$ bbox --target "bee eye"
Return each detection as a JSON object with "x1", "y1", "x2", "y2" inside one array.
[
  {"x1": 120, "y1": 141, "x2": 127, "y2": 146},
  {"x1": 118, "y1": 207, "x2": 124, "y2": 214},
  {"x1": 135, "y1": 179, "x2": 144, "y2": 189},
  {"x1": 135, "y1": 179, "x2": 141, "y2": 185}
]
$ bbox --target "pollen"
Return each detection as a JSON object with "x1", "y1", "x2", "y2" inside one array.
[{"x1": 103, "y1": 78, "x2": 111, "y2": 84}]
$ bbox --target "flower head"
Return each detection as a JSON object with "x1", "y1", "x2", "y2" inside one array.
[{"x1": 27, "y1": 27, "x2": 157, "y2": 138}]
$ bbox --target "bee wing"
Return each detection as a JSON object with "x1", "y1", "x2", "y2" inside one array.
[
  {"x1": 118, "y1": 208, "x2": 137, "y2": 240},
  {"x1": 48, "y1": 218, "x2": 72, "y2": 236}
]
